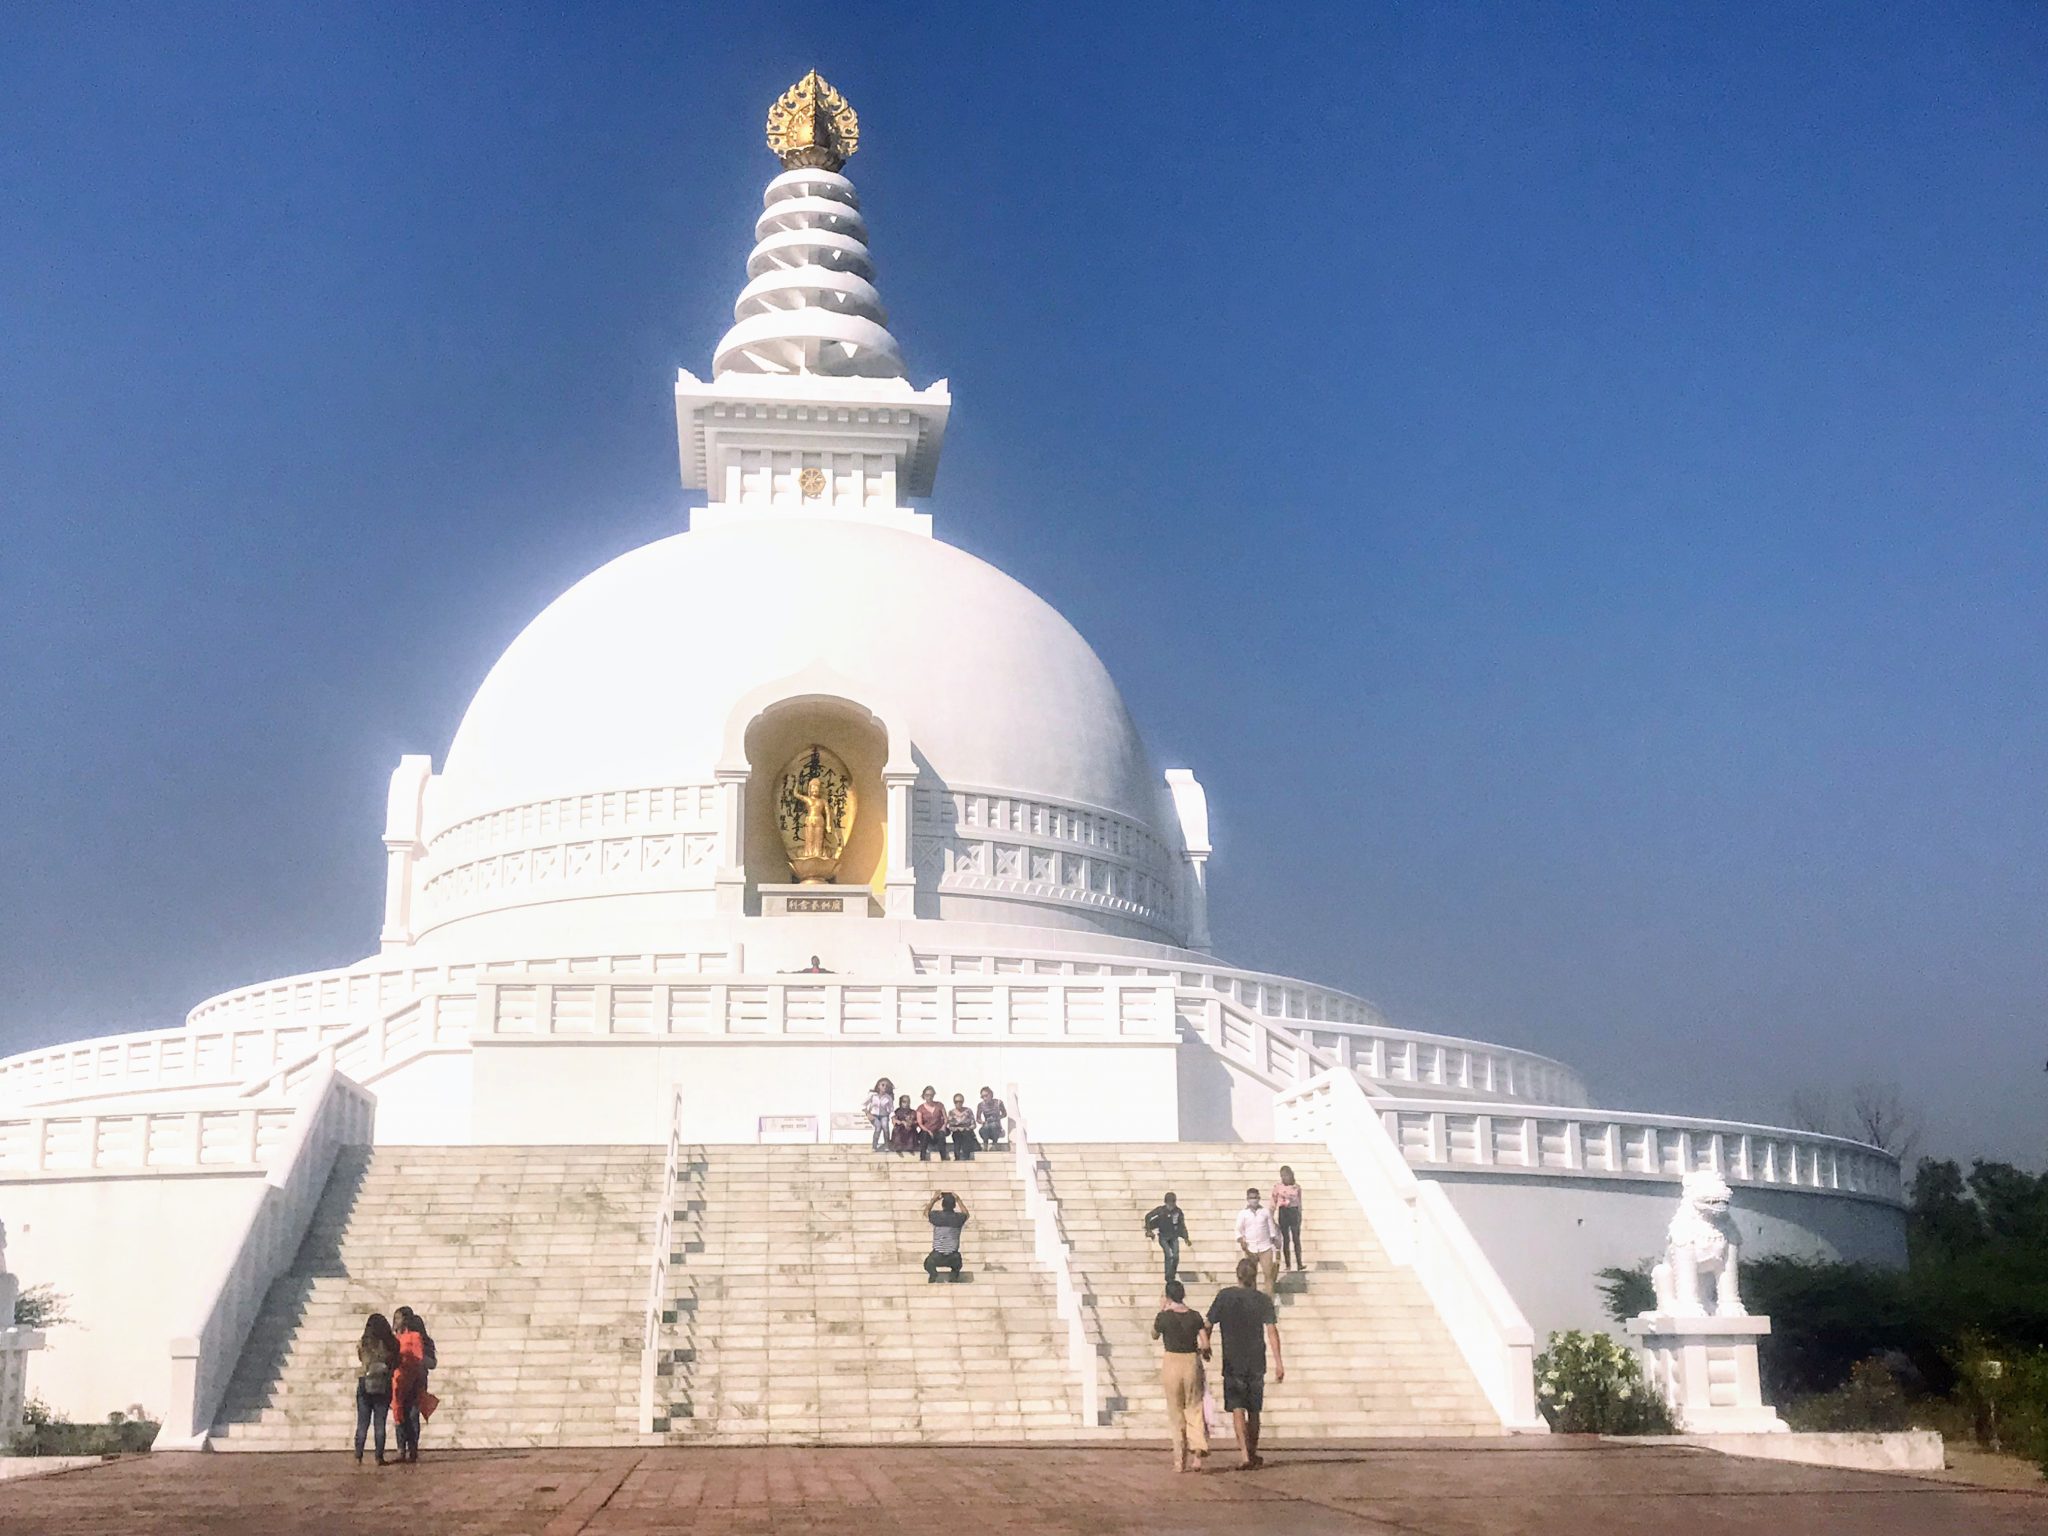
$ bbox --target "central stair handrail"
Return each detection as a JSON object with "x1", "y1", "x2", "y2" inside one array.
[
  {"x1": 639, "y1": 1085, "x2": 685, "y2": 1431},
  {"x1": 1006, "y1": 1082, "x2": 1101, "y2": 1427}
]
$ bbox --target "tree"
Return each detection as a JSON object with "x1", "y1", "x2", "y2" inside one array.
[
  {"x1": 1848, "y1": 1082, "x2": 1925, "y2": 1164},
  {"x1": 1910, "y1": 1158, "x2": 1985, "y2": 1256},
  {"x1": 1784, "y1": 1080, "x2": 1923, "y2": 1161},
  {"x1": 1966, "y1": 1161, "x2": 2048, "y2": 1249},
  {"x1": 1787, "y1": 1088, "x2": 1840, "y2": 1136}
]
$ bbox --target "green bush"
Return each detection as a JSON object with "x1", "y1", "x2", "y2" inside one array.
[
  {"x1": 1953, "y1": 1342, "x2": 2048, "y2": 1476},
  {"x1": 11, "y1": 1284, "x2": 71, "y2": 1331},
  {"x1": 1783, "y1": 1357, "x2": 1917, "y2": 1432},
  {"x1": 7, "y1": 1404, "x2": 158, "y2": 1458},
  {"x1": 1534, "y1": 1330, "x2": 1677, "y2": 1435},
  {"x1": 1595, "y1": 1263, "x2": 1654, "y2": 1322}
]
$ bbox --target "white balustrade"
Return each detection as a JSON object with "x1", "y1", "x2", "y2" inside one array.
[
  {"x1": 0, "y1": 1104, "x2": 297, "y2": 1176},
  {"x1": 1376, "y1": 1099, "x2": 1905, "y2": 1205},
  {"x1": 235, "y1": 991, "x2": 476, "y2": 1102},
  {"x1": 0, "y1": 950, "x2": 745, "y2": 1108},
  {"x1": 920, "y1": 945, "x2": 1588, "y2": 1106},
  {"x1": 1276, "y1": 1069, "x2": 1544, "y2": 1431},
  {"x1": 473, "y1": 976, "x2": 1181, "y2": 1044},
  {"x1": 1006, "y1": 1082, "x2": 1100, "y2": 1427},
  {"x1": 160, "y1": 1068, "x2": 376, "y2": 1449}
]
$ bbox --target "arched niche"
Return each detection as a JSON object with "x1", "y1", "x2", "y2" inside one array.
[
  {"x1": 716, "y1": 666, "x2": 918, "y2": 915},
  {"x1": 741, "y1": 695, "x2": 892, "y2": 897}
]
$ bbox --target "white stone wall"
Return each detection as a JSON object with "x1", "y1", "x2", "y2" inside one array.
[
  {"x1": 1434, "y1": 1174, "x2": 1908, "y2": 1345},
  {"x1": 2, "y1": 1173, "x2": 270, "y2": 1422},
  {"x1": 468, "y1": 1037, "x2": 1181, "y2": 1146}
]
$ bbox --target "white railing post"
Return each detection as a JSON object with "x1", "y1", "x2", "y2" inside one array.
[
  {"x1": 638, "y1": 1086, "x2": 684, "y2": 1431},
  {"x1": 157, "y1": 1067, "x2": 376, "y2": 1450},
  {"x1": 1274, "y1": 1066, "x2": 1543, "y2": 1431},
  {"x1": 1006, "y1": 1082, "x2": 1100, "y2": 1428}
]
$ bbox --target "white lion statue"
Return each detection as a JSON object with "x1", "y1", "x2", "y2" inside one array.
[{"x1": 1650, "y1": 1171, "x2": 1746, "y2": 1317}]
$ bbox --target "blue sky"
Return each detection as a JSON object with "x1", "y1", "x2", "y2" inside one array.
[{"x1": 4, "y1": 5, "x2": 2043, "y2": 1164}]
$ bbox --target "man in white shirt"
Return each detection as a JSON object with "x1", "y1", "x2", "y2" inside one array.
[{"x1": 1234, "y1": 1186, "x2": 1281, "y2": 1295}]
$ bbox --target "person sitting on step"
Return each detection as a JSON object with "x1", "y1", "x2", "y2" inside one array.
[
  {"x1": 914, "y1": 1085, "x2": 949, "y2": 1160},
  {"x1": 946, "y1": 1093, "x2": 978, "y2": 1161},
  {"x1": 890, "y1": 1094, "x2": 918, "y2": 1155},
  {"x1": 974, "y1": 1086, "x2": 1009, "y2": 1150},
  {"x1": 923, "y1": 1190, "x2": 970, "y2": 1282}
]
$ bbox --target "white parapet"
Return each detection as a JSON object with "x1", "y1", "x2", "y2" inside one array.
[
  {"x1": 1627, "y1": 1312, "x2": 1788, "y2": 1434},
  {"x1": 1275, "y1": 1064, "x2": 1545, "y2": 1431},
  {"x1": 160, "y1": 1068, "x2": 377, "y2": 1449}
]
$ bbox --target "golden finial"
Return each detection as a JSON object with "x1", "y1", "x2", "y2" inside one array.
[{"x1": 765, "y1": 70, "x2": 859, "y2": 172}]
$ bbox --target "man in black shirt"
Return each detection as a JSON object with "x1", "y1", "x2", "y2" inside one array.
[
  {"x1": 1206, "y1": 1255, "x2": 1284, "y2": 1468},
  {"x1": 1142, "y1": 1192, "x2": 1190, "y2": 1284}
]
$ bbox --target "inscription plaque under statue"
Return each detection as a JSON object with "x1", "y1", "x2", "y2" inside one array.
[{"x1": 759, "y1": 883, "x2": 875, "y2": 919}]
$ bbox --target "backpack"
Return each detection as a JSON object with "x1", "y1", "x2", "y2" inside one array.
[{"x1": 421, "y1": 1332, "x2": 438, "y2": 1372}]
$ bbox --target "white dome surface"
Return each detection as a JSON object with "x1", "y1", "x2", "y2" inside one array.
[{"x1": 433, "y1": 519, "x2": 1174, "y2": 841}]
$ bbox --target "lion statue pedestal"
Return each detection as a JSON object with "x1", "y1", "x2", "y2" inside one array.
[{"x1": 1627, "y1": 1175, "x2": 1787, "y2": 1433}]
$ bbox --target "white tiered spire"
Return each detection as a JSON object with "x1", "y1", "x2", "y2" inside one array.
[
  {"x1": 677, "y1": 73, "x2": 949, "y2": 537},
  {"x1": 713, "y1": 168, "x2": 905, "y2": 379}
]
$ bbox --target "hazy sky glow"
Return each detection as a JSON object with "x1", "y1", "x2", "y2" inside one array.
[{"x1": 4, "y1": 5, "x2": 2043, "y2": 1164}]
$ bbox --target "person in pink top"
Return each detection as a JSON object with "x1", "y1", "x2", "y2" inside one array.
[{"x1": 1272, "y1": 1165, "x2": 1304, "y2": 1273}]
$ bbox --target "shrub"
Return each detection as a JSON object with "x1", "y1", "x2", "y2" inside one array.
[
  {"x1": 1784, "y1": 1357, "x2": 1917, "y2": 1432},
  {"x1": 7, "y1": 1404, "x2": 159, "y2": 1458},
  {"x1": 1741, "y1": 1256, "x2": 1924, "y2": 1399},
  {"x1": 1534, "y1": 1330, "x2": 1676, "y2": 1435},
  {"x1": 12, "y1": 1285, "x2": 71, "y2": 1331},
  {"x1": 1953, "y1": 1342, "x2": 2048, "y2": 1475},
  {"x1": 1596, "y1": 1263, "x2": 1655, "y2": 1323}
]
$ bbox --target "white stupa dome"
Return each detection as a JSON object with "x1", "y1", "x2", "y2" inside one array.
[{"x1": 431, "y1": 517, "x2": 1175, "y2": 849}]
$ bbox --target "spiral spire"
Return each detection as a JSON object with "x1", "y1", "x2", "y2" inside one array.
[
  {"x1": 712, "y1": 77, "x2": 905, "y2": 380},
  {"x1": 678, "y1": 76, "x2": 948, "y2": 529}
]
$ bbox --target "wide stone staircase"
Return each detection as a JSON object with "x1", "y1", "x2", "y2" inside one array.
[
  {"x1": 654, "y1": 1144, "x2": 1084, "y2": 1443},
  {"x1": 210, "y1": 1144, "x2": 663, "y2": 1449},
  {"x1": 1040, "y1": 1143, "x2": 1502, "y2": 1439}
]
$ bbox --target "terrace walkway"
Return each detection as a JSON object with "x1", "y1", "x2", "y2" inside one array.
[{"x1": 0, "y1": 1441, "x2": 2040, "y2": 1536}]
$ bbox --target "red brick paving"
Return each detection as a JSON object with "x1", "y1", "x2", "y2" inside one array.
[{"x1": 0, "y1": 1442, "x2": 2040, "y2": 1535}]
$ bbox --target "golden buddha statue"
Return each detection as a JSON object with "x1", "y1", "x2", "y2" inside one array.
[{"x1": 777, "y1": 744, "x2": 857, "y2": 883}]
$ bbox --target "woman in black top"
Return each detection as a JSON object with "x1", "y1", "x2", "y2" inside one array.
[
  {"x1": 354, "y1": 1312, "x2": 397, "y2": 1465},
  {"x1": 1151, "y1": 1279, "x2": 1212, "y2": 1472}
]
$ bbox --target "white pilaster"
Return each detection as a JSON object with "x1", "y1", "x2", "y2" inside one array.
[
  {"x1": 882, "y1": 770, "x2": 918, "y2": 917},
  {"x1": 378, "y1": 755, "x2": 433, "y2": 953},
  {"x1": 1164, "y1": 768, "x2": 1213, "y2": 952},
  {"x1": 714, "y1": 770, "x2": 749, "y2": 915}
]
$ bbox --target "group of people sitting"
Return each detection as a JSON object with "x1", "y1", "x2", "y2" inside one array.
[
  {"x1": 353, "y1": 1305, "x2": 438, "y2": 1465},
  {"x1": 864, "y1": 1078, "x2": 1008, "y2": 1160}
]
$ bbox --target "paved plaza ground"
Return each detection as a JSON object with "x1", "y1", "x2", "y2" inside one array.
[{"x1": 0, "y1": 1442, "x2": 2043, "y2": 1536}]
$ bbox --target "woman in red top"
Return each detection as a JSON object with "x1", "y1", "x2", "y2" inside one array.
[
  {"x1": 914, "y1": 1086, "x2": 949, "y2": 1161},
  {"x1": 389, "y1": 1305, "x2": 433, "y2": 1463}
]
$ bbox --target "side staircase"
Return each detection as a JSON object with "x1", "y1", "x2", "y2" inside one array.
[
  {"x1": 1041, "y1": 1143, "x2": 1502, "y2": 1439},
  {"x1": 655, "y1": 1144, "x2": 1083, "y2": 1442},
  {"x1": 210, "y1": 1144, "x2": 663, "y2": 1449}
]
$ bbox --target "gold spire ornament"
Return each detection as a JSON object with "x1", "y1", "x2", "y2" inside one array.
[{"x1": 765, "y1": 70, "x2": 859, "y2": 172}]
